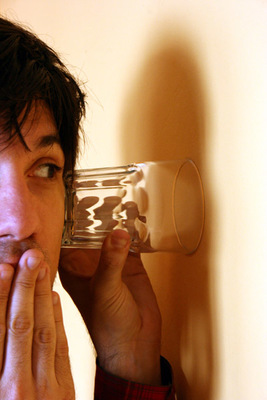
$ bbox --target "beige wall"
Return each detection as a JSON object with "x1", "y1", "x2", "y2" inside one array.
[{"x1": 1, "y1": 1, "x2": 267, "y2": 399}]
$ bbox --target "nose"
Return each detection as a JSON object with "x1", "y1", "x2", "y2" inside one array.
[{"x1": 0, "y1": 174, "x2": 40, "y2": 241}]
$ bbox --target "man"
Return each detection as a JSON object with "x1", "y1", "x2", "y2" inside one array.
[{"x1": 0, "y1": 17, "x2": 176, "y2": 399}]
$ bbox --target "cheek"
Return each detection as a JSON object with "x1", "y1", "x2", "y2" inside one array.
[
  {"x1": 41, "y1": 189, "x2": 65, "y2": 283},
  {"x1": 47, "y1": 207, "x2": 64, "y2": 283}
]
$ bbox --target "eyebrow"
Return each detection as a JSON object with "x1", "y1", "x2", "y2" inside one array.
[{"x1": 35, "y1": 134, "x2": 61, "y2": 149}]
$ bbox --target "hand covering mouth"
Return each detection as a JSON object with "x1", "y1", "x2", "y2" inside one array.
[{"x1": 0, "y1": 239, "x2": 44, "y2": 265}]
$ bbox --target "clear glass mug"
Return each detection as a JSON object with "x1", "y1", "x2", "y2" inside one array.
[{"x1": 61, "y1": 159, "x2": 204, "y2": 254}]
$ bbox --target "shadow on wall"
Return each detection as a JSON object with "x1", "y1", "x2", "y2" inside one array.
[{"x1": 120, "y1": 28, "x2": 214, "y2": 400}]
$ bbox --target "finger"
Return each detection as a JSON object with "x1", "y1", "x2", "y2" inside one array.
[
  {"x1": 32, "y1": 261, "x2": 56, "y2": 382},
  {"x1": 53, "y1": 292, "x2": 73, "y2": 387},
  {"x1": 0, "y1": 264, "x2": 15, "y2": 372},
  {"x1": 93, "y1": 230, "x2": 131, "y2": 292},
  {"x1": 4, "y1": 249, "x2": 44, "y2": 376}
]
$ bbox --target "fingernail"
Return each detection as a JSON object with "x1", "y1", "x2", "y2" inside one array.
[
  {"x1": 27, "y1": 256, "x2": 42, "y2": 270},
  {"x1": 110, "y1": 230, "x2": 130, "y2": 249},
  {"x1": 37, "y1": 266, "x2": 46, "y2": 281}
]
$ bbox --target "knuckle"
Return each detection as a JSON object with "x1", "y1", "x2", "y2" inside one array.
[
  {"x1": 17, "y1": 278, "x2": 35, "y2": 290},
  {"x1": 102, "y1": 252, "x2": 120, "y2": 270},
  {"x1": 34, "y1": 326, "x2": 55, "y2": 345},
  {"x1": 35, "y1": 290, "x2": 50, "y2": 302},
  {"x1": 0, "y1": 291, "x2": 9, "y2": 303},
  {"x1": 0, "y1": 292, "x2": 10, "y2": 309},
  {"x1": 9, "y1": 315, "x2": 33, "y2": 336},
  {"x1": 54, "y1": 314, "x2": 63, "y2": 325},
  {"x1": 56, "y1": 338, "x2": 69, "y2": 358}
]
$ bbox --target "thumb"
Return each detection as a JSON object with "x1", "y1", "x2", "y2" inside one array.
[{"x1": 93, "y1": 229, "x2": 131, "y2": 291}]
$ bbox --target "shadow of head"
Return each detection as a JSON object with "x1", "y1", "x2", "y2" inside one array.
[
  {"x1": 120, "y1": 29, "x2": 206, "y2": 164},
  {"x1": 120, "y1": 27, "x2": 214, "y2": 400}
]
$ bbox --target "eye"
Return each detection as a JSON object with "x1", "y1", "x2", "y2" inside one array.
[{"x1": 34, "y1": 163, "x2": 62, "y2": 179}]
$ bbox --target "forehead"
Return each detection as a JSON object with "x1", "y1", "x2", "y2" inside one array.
[
  {"x1": 20, "y1": 101, "x2": 59, "y2": 148},
  {"x1": 0, "y1": 101, "x2": 61, "y2": 154}
]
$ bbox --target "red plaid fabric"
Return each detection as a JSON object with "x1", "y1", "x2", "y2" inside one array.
[{"x1": 94, "y1": 357, "x2": 176, "y2": 400}]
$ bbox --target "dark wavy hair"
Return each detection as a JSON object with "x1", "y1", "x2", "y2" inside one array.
[{"x1": 0, "y1": 17, "x2": 86, "y2": 173}]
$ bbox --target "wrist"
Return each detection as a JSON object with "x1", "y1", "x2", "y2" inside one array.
[{"x1": 98, "y1": 348, "x2": 162, "y2": 385}]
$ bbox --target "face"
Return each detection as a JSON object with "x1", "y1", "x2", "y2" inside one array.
[{"x1": 0, "y1": 102, "x2": 65, "y2": 283}]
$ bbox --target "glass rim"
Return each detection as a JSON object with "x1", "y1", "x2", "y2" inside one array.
[{"x1": 64, "y1": 159, "x2": 195, "y2": 182}]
